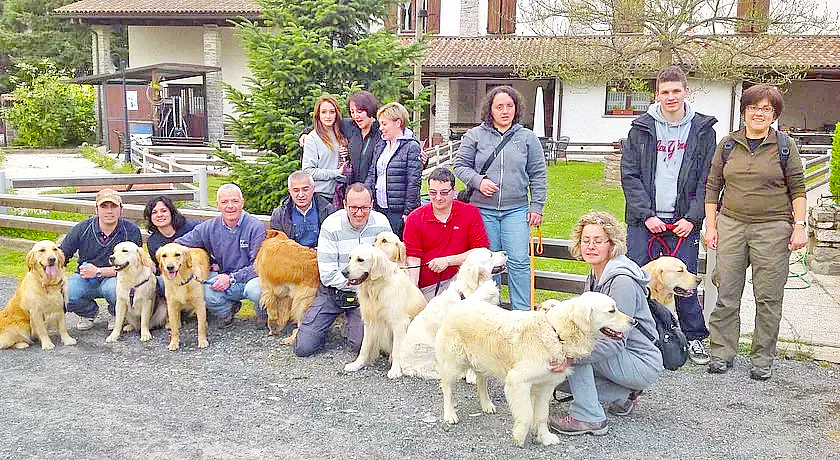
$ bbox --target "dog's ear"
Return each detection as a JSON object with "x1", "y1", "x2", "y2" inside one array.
[
  {"x1": 155, "y1": 246, "x2": 165, "y2": 268},
  {"x1": 139, "y1": 246, "x2": 154, "y2": 269},
  {"x1": 183, "y1": 249, "x2": 193, "y2": 270},
  {"x1": 568, "y1": 301, "x2": 593, "y2": 332},
  {"x1": 397, "y1": 241, "x2": 407, "y2": 265},
  {"x1": 56, "y1": 246, "x2": 66, "y2": 269},
  {"x1": 460, "y1": 261, "x2": 482, "y2": 292},
  {"x1": 368, "y1": 248, "x2": 389, "y2": 280},
  {"x1": 25, "y1": 245, "x2": 38, "y2": 272}
]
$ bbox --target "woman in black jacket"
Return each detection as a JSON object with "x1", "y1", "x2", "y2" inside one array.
[{"x1": 364, "y1": 102, "x2": 422, "y2": 237}]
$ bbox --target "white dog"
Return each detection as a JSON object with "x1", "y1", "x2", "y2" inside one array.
[
  {"x1": 342, "y1": 244, "x2": 426, "y2": 379},
  {"x1": 436, "y1": 291, "x2": 631, "y2": 447},
  {"x1": 106, "y1": 242, "x2": 167, "y2": 344},
  {"x1": 399, "y1": 248, "x2": 506, "y2": 380}
]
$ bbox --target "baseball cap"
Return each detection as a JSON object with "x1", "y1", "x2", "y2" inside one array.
[{"x1": 95, "y1": 188, "x2": 122, "y2": 206}]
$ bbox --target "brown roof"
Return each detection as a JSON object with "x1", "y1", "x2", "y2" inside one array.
[
  {"x1": 54, "y1": 0, "x2": 260, "y2": 17},
  {"x1": 422, "y1": 35, "x2": 840, "y2": 73}
]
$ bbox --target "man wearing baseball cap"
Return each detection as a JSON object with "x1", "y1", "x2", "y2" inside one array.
[{"x1": 60, "y1": 188, "x2": 142, "y2": 331}]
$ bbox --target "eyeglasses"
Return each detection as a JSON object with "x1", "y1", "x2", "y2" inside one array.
[
  {"x1": 581, "y1": 239, "x2": 610, "y2": 247},
  {"x1": 347, "y1": 205, "x2": 372, "y2": 214},
  {"x1": 745, "y1": 105, "x2": 774, "y2": 114},
  {"x1": 428, "y1": 189, "x2": 452, "y2": 197}
]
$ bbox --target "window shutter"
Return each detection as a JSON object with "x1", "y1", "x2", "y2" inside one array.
[
  {"x1": 384, "y1": 3, "x2": 398, "y2": 31},
  {"x1": 427, "y1": 0, "x2": 441, "y2": 34},
  {"x1": 501, "y1": 0, "x2": 517, "y2": 34},
  {"x1": 487, "y1": 0, "x2": 501, "y2": 34}
]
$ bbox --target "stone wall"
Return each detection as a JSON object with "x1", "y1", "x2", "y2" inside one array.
[
  {"x1": 807, "y1": 203, "x2": 840, "y2": 275},
  {"x1": 604, "y1": 152, "x2": 622, "y2": 185}
]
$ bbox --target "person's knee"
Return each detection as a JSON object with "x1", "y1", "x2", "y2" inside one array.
[
  {"x1": 293, "y1": 330, "x2": 323, "y2": 357},
  {"x1": 243, "y1": 278, "x2": 262, "y2": 304},
  {"x1": 203, "y1": 291, "x2": 231, "y2": 317}
]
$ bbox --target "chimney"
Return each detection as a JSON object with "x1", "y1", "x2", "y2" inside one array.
[{"x1": 736, "y1": 0, "x2": 770, "y2": 33}]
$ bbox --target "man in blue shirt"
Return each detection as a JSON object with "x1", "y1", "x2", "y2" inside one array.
[
  {"x1": 177, "y1": 183, "x2": 265, "y2": 327},
  {"x1": 269, "y1": 170, "x2": 336, "y2": 248},
  {"x1": 60, "y1": 188, "x2": 142, "y2": 331}
]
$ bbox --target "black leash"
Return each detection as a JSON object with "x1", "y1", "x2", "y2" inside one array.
[{"x1": 129, "y1": 274, "x2": 152, "y2": 310}]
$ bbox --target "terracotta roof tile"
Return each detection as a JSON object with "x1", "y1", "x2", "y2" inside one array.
[{"x1": 55, "y1": 0, "x2": 260, "y2": 17}]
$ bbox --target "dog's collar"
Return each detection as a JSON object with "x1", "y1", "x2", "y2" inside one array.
[
  {"x1": 546, "y1": 318, "x2": 565, "y2": 343},
  {"x1": 458, "y1": 290, "x2": 466, "y2": 300},
  {"x1": 177, "y1": 273, "x2": 196, "y2": 286},
  {"x1": 128, "y1": 273, "x2": 152, "y2": 310}
]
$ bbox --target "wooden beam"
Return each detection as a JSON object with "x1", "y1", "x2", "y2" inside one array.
[
  {"x1": 55, "y1": 190, "x2": 196, "y2": 204},
  {"x1": 10, "y1": 172, "x2": 196, "y2": 188}
]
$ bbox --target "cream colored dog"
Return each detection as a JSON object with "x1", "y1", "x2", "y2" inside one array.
[
  {"x1": 399, "y1": 248, "x2": 506, "y2": 380},
  {"x1": 106, "y1": 242, "x2": 167, "y2": 344},
  {"x1": 373, "y1": 231, "x2": 407, "y2": 265},
  {"x1": 342, "y1": 244, "x2": 426, "y2": 379},
  {"x1": 156, "y1": 243, "x2": 210, "y2": 351},
  {"x1": 436, "y1": 291, "x2": 630, "y2": 447},
  {"x1": 0, "y1": 240, "x2": 74, "y2": 350},
  {"x1": 641, "y1": 256, "x2": 701, "y2": 313}
]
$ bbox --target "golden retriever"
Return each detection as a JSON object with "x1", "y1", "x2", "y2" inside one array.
[
  {"x1": 156, "y1": 243, "x2": 210, "y2": 351},
  {"x1": 342, "y1": 244, "x2": 427, "y2": 379},
  {"x1": 255, "y1": 229, "x2": 319, "y2": 344},
  {"x1": 373, "y1": 231, "x2": 407, "y2": 265},
  {"x1": 399, "y1": 248, "x2": 507, "y2": 380},
  {"x1": 641, "y1": 256, "x2": 701, "y2": 313},
  {"x1": 436, "y1": 291, "x2": 630, "y2": 447},
  {"x1": 0, "y1": 240, "x2": 75, "y2": 350},
  {"x1": 106, "y1": 242, "x2": 167, "y2": 344}
]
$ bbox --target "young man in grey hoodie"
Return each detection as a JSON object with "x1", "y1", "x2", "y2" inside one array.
[{"x1": 620, "y1": 65, "x2": 718, "y2": 365}]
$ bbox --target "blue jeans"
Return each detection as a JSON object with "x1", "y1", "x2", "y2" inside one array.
[
  {"x1": 627, "y1": 223, "x2": 709, "y2": 341},
  {"x1": 66, "y1": 274, "x2": 118, "y2": 318},
  {"x1": 564, "y1": 350, "x2": 661, "y2": 422},
  {"x1": 480, "y1": 205, "x2": 531, "y2": 311},
  {"x1": 203, "y1": 272, "x2": 262, "y2": 318},
  {"x1": 294, "y1": 284, "x2": 363, "y2": 357}
]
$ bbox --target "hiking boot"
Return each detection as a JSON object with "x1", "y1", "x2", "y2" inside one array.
[
  {"x1": 749, "y1": 365, "x2": 772, "y2": 381},
  {"x1": 548, "y1": 415, "x2": 608, "y2": 436},
  {"x1": 687, "y1": 339, "x2": 711, "y2": 365},
  {"x1": 217, "y1": 314, "x2": 234, "y2": 329},
  {"x1": 707, "y1": 358, "x2": 733, "y2": 374},
  {"x1": 76, "y1": 316, "x2": 95, "y2": 331},
  {"x1": 231, "y1": 301, "x2": 242, "y2": 316},
  {"x1": 608, "y1": 390, "x2": 641, "y2": 416}
]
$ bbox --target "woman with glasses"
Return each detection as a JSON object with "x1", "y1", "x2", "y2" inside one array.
[
  {"x1": 704, "y1": 84, "x2": 807, "y2": 380},
  {"x1": 548, "y1": 211, "x2": 662, "y2": 436},
  {"x1": 453, "y1": 85, "x2": 547, "y2": 311},
  {"x1": 363, "y1": 102, "x2": 422, "y2": 237}
]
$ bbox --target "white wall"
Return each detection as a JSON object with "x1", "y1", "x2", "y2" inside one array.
[
  {"x1": 560, "y1": 79, "x2": 733, "y2": 143},
  {"x1": 128, "y1": 26, "x2": 250, "y2": 115},
  {"x1": 440, "y1": 1, "x2": 461, "y2": 35}
]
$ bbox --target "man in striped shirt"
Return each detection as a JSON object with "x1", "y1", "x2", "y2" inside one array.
[{"x1": 293, "y1": 183, "x2": 391, "y2": 357}]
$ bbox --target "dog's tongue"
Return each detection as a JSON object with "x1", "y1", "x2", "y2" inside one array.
[
  {"x1": 167, "y1": 271, "x2": 176, "y2": 280},
  {"x1": 45, "y1": 265, "x2": 57, "y2": 277}
]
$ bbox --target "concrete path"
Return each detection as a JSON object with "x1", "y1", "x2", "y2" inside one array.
[{"x1": 1, "y1": 148, "x2": 109, "y2": 195}]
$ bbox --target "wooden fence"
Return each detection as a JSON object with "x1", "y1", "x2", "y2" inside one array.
[{"x1": 803, "y1": 152, "x2": 832, "y2": 192}]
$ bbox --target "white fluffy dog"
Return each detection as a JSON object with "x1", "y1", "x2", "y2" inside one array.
[
  {"x1": 342, "y1": 244, "x2": 427, "y2": 378},
  {"x1": 436, "y1": 291, "x2": 631, "y2": 447},
  {"x1": 399, "y1": 248, "x2": 507, "y2": 380}
]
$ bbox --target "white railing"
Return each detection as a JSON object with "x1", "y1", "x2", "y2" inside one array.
[{"x1": 422, "y1": 139, "x2": 461, "y2": 178}]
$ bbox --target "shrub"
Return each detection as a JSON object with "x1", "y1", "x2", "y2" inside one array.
[
  {"x1": 831, "y1": 122, "x2": 840, "y2": 198},
  {"x1": 6, "y1": 65, "x2": 95, "y2": 147}
]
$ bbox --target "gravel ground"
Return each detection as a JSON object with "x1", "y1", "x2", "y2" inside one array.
[{"x1": 1, "y1": 276, "x2": 839, "y2": 459}]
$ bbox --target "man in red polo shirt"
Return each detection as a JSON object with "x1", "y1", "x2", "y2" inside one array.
[{"x1": 403, "y1": 167, "x2": 490, "y2": 300}]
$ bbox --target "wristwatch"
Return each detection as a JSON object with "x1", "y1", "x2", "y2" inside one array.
[
  {"x1": 228, "y1": 273, "x2": 237, "y2": 284},
  {"x1": 95, "y1": 267, "x2": 103, "y2": 279},
  {"x1": 794, "y1": 220, "x2": 806, "y2": 227}
]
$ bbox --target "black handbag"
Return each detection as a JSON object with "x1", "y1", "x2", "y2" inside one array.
[
  {"x1": 457, "y1": 132, "x2": 514, "y2": 202},
  {"x1": 332, "y1": 288, "x2": 360, "y2": 309}
]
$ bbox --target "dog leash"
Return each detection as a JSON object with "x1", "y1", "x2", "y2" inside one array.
[
  {"x1": 178, "y1": 274, "x2": 196, "y2": 286},
  {"x1": 647, "y1": 223, "x2": 684, "y2": 260},
  {"x1": 129, "y1": 272, "x2": 153, "y2": 310},
  {"x1": 530, "y1": 226, "x2": 544, "y2": 310}
]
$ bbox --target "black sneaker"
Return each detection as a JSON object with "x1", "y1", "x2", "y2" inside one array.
[
  {"x1": 217, "y1": 314, "x2": 234, "y2": 329},
  {"x1": 707, "y1": 359, "x2": 733, "y2": 374},
  {"x1": 231, "y1": 300, "x2": 242, "y2": 316},
  {"x1": 749, "y1": 365, "x2": 772, "y2": 381}
]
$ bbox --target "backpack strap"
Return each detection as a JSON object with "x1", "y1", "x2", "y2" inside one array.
[
  {"x1": 720, "y1": 137, "x2": 736, "y2": 166},
  {"x1": 605, "y1": 274, "x2": 659, "y2": 344},
  {"x1": 777, "y1": 130, "x2": 790, "y2": 170}
]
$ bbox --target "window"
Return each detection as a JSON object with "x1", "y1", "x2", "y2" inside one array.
[
  {"x1": 488, "y1": 0, "x2": 517, "y2": 35},
  {"x1": 605, "y1": 80, "x2": 654, "y2": 116},
  {"x1": 384, "y1": 0, "x2": 441, "y2": 34}
]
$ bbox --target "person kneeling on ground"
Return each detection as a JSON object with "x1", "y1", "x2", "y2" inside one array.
[
  {"x1": 549, "y1": 211, "x2": 663, "y2": 436},
  {"x1": 293, "y1": 183, "x2": 391, "y2": 357}
]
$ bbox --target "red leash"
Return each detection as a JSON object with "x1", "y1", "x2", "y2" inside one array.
[{"x1": 647, "y1": 223, "x2": 684, "y2": 259}]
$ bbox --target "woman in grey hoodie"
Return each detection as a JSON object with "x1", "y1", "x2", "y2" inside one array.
[
  {"x1": 549, "y1": 212, "x2": 663, "y2": 436},
  {"x1": 303, "y1": 95, "x2": 349, "y2": 202},
  {"x1": 453, "y1": 85, "x2": 547, "y2": 311}
]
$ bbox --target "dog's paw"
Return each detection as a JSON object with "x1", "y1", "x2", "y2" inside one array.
[
  {"x1": 105, "y1": 333, "x2": 119, "y2": 343},
  {"x1": 512, "y1": 436, "x2": 526, "y2": 448},
  {"x1": 168, "y1": 341, "x2": 180, "y2": 351},
  {"x1": 280, "y1": 336, "x2": 295, "y2": 346},
  {"x1": 140, "y1": 330, "x2": 152, "y2": 342},
  {"x1": 465, "y1": 369, "x2": 477, "y2": 385},
  {"x1": 387, "y1": 367, "x2": 403, "y2": 379},
  {"x1": 344, "y1": 361, "x2": 364, "y2": 372},
  {"x1": 198, "y1": 338, "x2": 209, "y2": 349},
  {"x1": 537, "y1": 431, "x2": 560, "y2": 446},
  {"x1": 480, "y1": 401, "x2": 497, "y2": 414},
  {"x1": 267, "y1": 321, "x2": 280, "y2": 336},
  {"x1": 40, "y1": 341, "x2": 55, "y2": 350},
  {"x1": 62, "y1": 337, "x2": 77, "y2": 346},
  {"x1": 13, "y1": 342, "x2": 30, "y2": 349},
  {"x1": 122, "y1": 324, "x2": 135, "y2": 332},
  {"x1": 443, "y1": 412, "x2": 459, "y2": 424}
]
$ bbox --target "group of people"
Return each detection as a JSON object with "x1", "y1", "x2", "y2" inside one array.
[{"x1": 55, "y1": 69, "x2": 805, "y2": 437}]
